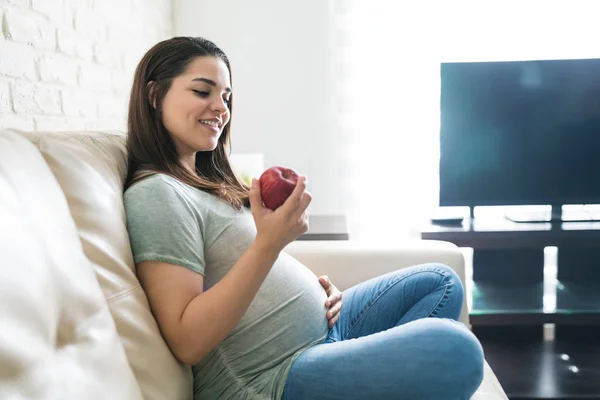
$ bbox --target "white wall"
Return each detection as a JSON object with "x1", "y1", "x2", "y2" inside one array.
[
  {"x1": 174, "y1": 0, "x2": 345, "y2": 216},
  {"x1": 433, "y1": 1, "x2": 600, "y2": 62},
  {"x1": 0, "y1": 0, "x2": 172, "y2": 132},
  {"x1": 332, "y1": 1, "x2": 600, "y2": 241}
]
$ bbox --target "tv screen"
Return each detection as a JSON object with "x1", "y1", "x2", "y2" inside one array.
[{"x1": 439, "y1": 58, "x2": 600, "y2": 207}]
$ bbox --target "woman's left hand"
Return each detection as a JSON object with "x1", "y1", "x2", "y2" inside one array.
[{"x1": 318, "y1": 275, "x2": 343, "y2": 329}]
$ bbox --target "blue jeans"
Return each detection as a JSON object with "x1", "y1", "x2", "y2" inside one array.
[{"x1": 281, "y1": 263, "x2": 485, "y2": 400}]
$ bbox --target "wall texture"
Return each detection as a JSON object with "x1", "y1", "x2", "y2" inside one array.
[{"x1": 0, "y1": 0, "x2": 172, "y2": 132}]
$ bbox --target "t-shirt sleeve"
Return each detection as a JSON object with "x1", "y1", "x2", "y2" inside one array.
[{"x1": 124, "y1": 177, "x2": 205, "y2": 274}]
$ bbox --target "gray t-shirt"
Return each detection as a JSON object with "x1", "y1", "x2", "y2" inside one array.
[{"x1": 124, "y1": 174, "x2": 329, "y2": 400}]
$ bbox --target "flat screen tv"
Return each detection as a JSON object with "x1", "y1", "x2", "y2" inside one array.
[{"x1": 439, "y1": 57, "x2": 600, "y2": 208}]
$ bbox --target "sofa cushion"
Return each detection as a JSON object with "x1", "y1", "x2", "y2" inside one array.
[
  {"x1": 13, "y1": 129, "x2": 192, "y2": 400},
  {"x1": 0, "y1": 130, "x2": 142, "y2": 399}
]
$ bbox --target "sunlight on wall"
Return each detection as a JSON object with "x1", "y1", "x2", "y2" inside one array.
[{"x1": 334, "y1": 0, "x2": 600, "y2": 242}]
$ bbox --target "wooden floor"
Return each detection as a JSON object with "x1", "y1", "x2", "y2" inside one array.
[{"x1": 480, "y1": 337, "x2": 600, "y2": 399}]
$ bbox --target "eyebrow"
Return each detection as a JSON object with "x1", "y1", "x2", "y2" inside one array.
[{"x1": 191, "y1": 77, "x2": 232, "y2": 93}]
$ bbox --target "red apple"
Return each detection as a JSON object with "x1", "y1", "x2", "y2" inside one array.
[{"x1": 259, "y1": 166, "x2": 300, "y2": 210}]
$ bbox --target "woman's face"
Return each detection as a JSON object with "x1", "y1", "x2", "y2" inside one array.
[{"x1": 161, "y1": 56, "x2": 232, "y2": 156}]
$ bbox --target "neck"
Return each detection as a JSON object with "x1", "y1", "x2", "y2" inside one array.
[{"x1": 180, "y1": 154, "x2": 196, "y2": 175}]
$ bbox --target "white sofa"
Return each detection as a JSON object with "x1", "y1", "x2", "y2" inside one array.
[{"x1": 0, "y1": 129, "x2": 508, "y2": 400}]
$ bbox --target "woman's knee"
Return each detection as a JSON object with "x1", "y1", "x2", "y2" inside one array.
[
  {"x1": 434, "y1": 319, "x2": 484, "y2": 396},
  {"x1": 426, "y1": 263, "x2": 463, "y2": 289},
  {"x1": 410, "y1": 318, "x2": 484, "y2": 398},
  {"x1": 423, "y1": 263, "x2": 465, "y2": 314}
]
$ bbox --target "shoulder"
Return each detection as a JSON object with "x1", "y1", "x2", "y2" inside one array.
[
  {"x1": 124, "y1": 173, "x2": 218, "y2": 218},
  {"x1": 125, "y1": 173, "x2": 196, "y2": 202},
  {"x1": 124, "y1": 173, "x2": 192, "y2": 211},
  {"x1": 125, "y1": 173, "x2": 175, "y2": 195}
]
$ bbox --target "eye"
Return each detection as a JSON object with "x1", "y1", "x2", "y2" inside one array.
[{"x1": 192, "y1": 90, "x2": 209, "y2": 98}]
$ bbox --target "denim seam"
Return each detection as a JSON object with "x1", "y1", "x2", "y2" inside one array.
[
  {"x1": 426, "y1": 281, "x2": 450, "y2": 318},
  {"x1": 426, "y1": 268, "x2": 456, "y2": 318},
  {"x1": 344, "y1": 267, "x2": 450, "y2": 339}
]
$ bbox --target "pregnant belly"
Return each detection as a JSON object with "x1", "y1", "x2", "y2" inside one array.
[
  {"x1": 222, "y1": 264, "x2": 329, "y2": 369},
  {"x1": 235, "y1": 295, "x2": 327, "y2": 359}
]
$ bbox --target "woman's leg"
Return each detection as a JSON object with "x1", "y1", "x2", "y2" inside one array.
[
  {"x1": 281, "y1": 263, "x2": 484, "y2": 400},
  {"x1": 281, "y1": 317, "x2": 484, "y2": 400},
  {"x1": 330, "y1": 263, "x2": 465, "y2": 342}
]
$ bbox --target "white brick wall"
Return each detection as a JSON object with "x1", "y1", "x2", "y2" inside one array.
[{"x1": 0, "y1": 0, "x2": 172, "y2": 132}]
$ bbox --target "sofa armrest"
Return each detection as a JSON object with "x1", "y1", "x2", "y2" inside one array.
[{"x1": 283, "y1": 240, "x2": 470, "y2": 326}]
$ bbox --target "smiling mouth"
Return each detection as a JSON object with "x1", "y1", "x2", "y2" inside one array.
[{"x1": 198, "y1": 120, "x2": 220, "y2": 128}]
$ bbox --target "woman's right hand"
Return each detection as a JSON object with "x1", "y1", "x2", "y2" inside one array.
[{"x1": 249, "y1": 176, "x2": 311, "y2": 253}]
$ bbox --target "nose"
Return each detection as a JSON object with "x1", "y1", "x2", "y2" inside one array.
[{"x1": 211, "y1": 97, "x2": 228, "y2": 114}]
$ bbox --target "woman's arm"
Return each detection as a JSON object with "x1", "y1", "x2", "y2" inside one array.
[
  {"x1": 137, "y1": 237, "x2": 279, "y2": 365},
  {"x1": 138, "y1": 177, "x2": 310, "y2": 365}
]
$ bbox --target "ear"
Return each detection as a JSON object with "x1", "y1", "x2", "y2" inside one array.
[{"x1": 146, "y1": 81, "x2": 158, "y2": 109}]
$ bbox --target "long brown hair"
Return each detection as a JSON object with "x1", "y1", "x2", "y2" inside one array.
[{"x1": 124, "y1": 36, "x2": 250, "y2": 210}]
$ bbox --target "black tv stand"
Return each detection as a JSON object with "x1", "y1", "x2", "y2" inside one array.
[
  {"x1": 421, "y1": 213, "x2": 600, "y2": 399},
  {"x1": 503, "y1": 204, "x2": 600, "y2": 223}
]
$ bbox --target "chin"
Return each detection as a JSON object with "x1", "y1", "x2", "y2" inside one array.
[{"x1": 195, "y1": 140, "x2": 219, "y2": 152}]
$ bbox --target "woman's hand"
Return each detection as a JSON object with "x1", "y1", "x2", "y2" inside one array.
[
  {"x1": 249, "y1": 176, "x2": 311, "y2": 254},
  {"x1": 318, "y1": 275, "x2": 343, "y2": 329}
]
